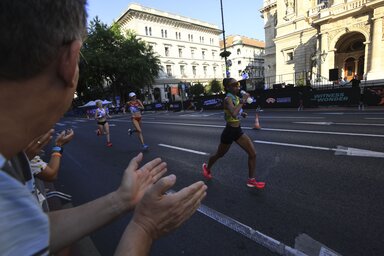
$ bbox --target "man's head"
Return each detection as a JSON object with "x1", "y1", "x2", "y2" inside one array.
[
  {"x1": 0, "y1": 0, "x2": 87, "y2": 80},
  {"x1": 0, "y1": 0, "x2": 87, "y2": 158}
]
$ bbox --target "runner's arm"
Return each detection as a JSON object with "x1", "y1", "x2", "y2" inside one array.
[{"x1": 225, "y1": 97, "x2": 244, "y2": 118}]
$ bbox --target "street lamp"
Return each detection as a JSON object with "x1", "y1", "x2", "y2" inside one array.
[{"x1": 219, "y1": 0, "x2": 231, "y2": 78}]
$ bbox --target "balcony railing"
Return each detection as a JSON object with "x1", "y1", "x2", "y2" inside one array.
[
  {"x1": 308, "y1": 0, "x2": 369, "y2": 18},
  {"x1": 308, "y1": 2, "x2": 328, "y2": 17}
]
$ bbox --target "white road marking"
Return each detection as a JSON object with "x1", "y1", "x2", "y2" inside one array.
[
  {"x1": 158, "y1": 143, "x2": 208, "y2": 155},
  {"x1": 197, "y1": 204, "x2": 307, "y2": 256},
  {"x1": 142, "y1": 121, "x2": 384, "y2": 138},
  {"x1": 180, "y1": 112, "x2": 222, "y2": 117},
  {"x1": 258, "y1": 127, "x2": 384, "y2": 138},
  {"x1": 260, "y1": 116, "x2": 324, "y2": 119},
  {"x1": 365, "y1": 117, "x2": 384, "y2": 120},
  {"x1": 316, "y1": 112, "x2": 344, "y2": 115},
  {"x1": 166, "y1": 190, "x2": 307, "y2": 256},
  {"x1": 295, "y1": 121, "x2": 384, "y2": 126},
  {"x1": 254, "y1": 140, "x2": 384, "y2": 158},
  {"x1": 294, "y1": 122, "x2": 333, "y2": 125},
  {"x1": 145, "y1": 121, "x2": 225, "y2": 129}
]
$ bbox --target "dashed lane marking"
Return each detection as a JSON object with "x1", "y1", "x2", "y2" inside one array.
[
  {"x1": 254, "y1": 140, "x2": 384, "y2": 158},
  {"x1": 295, "y1": 121, "x2": 384, "y2": 126},
  {"x1": 158, "y1": 143, "x2": 208, "y2": 155}
]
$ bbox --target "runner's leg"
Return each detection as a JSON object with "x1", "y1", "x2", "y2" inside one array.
[
  {"x1": 132, "y1": 119, "x2": 144, "y2": 145},
  {"x1": 235, "y1": 133, "x2": 256, "y2": 178},
  {"x1": 104, "y1": 122, "x2": 111, "y2": 143},
  {"x1": 207, "y1": 143, "x2": 231, "y2": 170}
]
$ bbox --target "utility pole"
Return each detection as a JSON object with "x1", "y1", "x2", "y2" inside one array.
[{"x1": 220, "y1": 0, "x2": 231, "y2": 78}]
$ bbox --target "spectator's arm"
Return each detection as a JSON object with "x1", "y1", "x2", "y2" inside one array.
[
  {"x1": 36, "y1": 153, "x2": 61, "y2": 181},
  {"x1": 115, "y1": 176, "x2": 207, "y2": 256},
  {"x1": 47, "y1": 153, "x2": 167, "y2": 253}
]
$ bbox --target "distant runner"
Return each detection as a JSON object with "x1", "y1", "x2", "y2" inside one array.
[
  {"x1": 202, "y1": 78, "x2": 265, "y2": 189},
  {"x1": 127, "y1": 92, "x2": 148, "y2": 150},
  {"x1": 95, "y1": 100, "x2": 112, "y2": 147}
]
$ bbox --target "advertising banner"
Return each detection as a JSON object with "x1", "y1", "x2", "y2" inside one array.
[{"x1": 310, "y1": 88, "x2": 359, "y2": 106}]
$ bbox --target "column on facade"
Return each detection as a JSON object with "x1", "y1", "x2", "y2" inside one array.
[
  {"x1": 354, "y1": 59, "x2": 359, "y2": 77},
  {"x1": 319, "y1": 31, "x2": 330, "y2": 80},
  {"x1": 326, "y1": 49, "x2": 336, "y2": 80},
  {"x1": 363, "y1": 41, "x2": 370, "y2": 80},
  {"x1": 367, "y1": 8, "x2": 383, "y2": 79}
]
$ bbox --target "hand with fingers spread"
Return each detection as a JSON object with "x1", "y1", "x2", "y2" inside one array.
[
  {"x1": 113, "y1": 153, "x2": 168, "y2": 213},
  {"x1": 24, "y1": 129, "x2": 54, "y2": 160},
  {"x1": 115, "y1": 176, "x2": 207, "y2": 256},
  {"x1": 55, "y1": 129, "x2": 74, "y2": 147}
]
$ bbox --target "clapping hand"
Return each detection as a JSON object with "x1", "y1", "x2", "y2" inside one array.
[
  {"x1": 115, "y1": 174, "x2": 207, "y2": 255},
  {"x1": 132, "y1": 176, "x2": 207, "y2": 239},
  {"x1": 25, "y1": 129, "x2": 54, "y2": 160},
  {"x1": 55, "y1": 129, "x2": 74, "y2": 146},
  {"x1": 115, "y1": 153, "x2": 168, "y2": 212}
]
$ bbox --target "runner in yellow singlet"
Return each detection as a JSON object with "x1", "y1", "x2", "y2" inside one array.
[{"x1": 202, "y1": 78, "x2": 265, "y2": 189}]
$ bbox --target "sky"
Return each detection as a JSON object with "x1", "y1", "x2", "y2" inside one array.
[{"x1": 86, "y1": 0, "x2": 266, "y2": 41}]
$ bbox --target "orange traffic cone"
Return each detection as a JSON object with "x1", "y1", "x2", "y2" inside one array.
[{"x1": 253, "y1": 113, "x2": 261, "y2": 130}]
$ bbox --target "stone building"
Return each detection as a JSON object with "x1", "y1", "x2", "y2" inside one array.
[
  {"x1": 219, "y1": 35, "x2": 265, "y2": 89},
  {"x1": 116, "y1": 3, "x2": 224, "y2": 102},
  {"x1": 260, "y1": 0, "x2": 384, "y2": 88}
]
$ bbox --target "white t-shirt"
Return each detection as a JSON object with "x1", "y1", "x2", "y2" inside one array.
[{"x1": 0, "y1": 154, "x2": 49, "y2": 255}]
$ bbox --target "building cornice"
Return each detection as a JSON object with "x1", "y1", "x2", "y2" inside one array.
[
  {"x1": 260, "y1": 0, "x2": 277, "y2": 14},
  {"x1": 117, "y1": 3, "x2": 222, "y2": 35},
  {"x1": 311, "y1": 0, "x2": 383, "y2": 26}
]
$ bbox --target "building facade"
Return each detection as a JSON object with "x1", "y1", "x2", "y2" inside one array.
[
  {"x1": 117, "y1": 3, "x2": 224, "y2": 102},
  {"x1": 260, "y1": 0, "x2": 384, "y2": 88},
  {"x1": 220, "y1": 35, "x2": 265, "y2": 89}
]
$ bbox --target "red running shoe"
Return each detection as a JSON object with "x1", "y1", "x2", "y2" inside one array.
[
  {"x1": 247, "y1": 178, "x2": 265, "y2": 189},
  {"x1": 107, "y1": 142, "x2": 113, "y2": 147},
  {"x1": 202, "y1": 163, "x2": 212, "y2": 180}
]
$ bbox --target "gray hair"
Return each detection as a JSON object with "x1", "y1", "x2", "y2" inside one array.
[{"x1": 0, "y1": 0, "x2": 88, "y2": 81}]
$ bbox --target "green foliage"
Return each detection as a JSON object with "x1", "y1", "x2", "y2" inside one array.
[
  {"x1": 77, "y1": 17, "x2": 161, "y2": 104},
  {"x1": 208, "y1": 79, "x2": 223, "y2": 94},
  {"x1": 189, "y1": 82, "x2": 205, "y2": 97}
]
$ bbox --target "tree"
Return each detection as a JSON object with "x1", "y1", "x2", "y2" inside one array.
[
  {"x1": 208, "y1": 79, "x2": 223, "y2": 95},
  {"x1": 77, "y1": 17, "x2": 161, "y2": 105},
  {"x1": 189, "y1": 82, "x2": 205, "y2": 97}
]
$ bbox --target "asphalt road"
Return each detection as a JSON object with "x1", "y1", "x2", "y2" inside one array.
[{"x1": 53, "y1": 108, "x2": 384, "y2": 256}]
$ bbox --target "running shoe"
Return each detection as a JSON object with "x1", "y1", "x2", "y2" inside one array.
[
  {"x1": 142, "y1": 144, "x2": 149, "y2": 150},
  {"x1": 202, "y1": 163, "x2": 212, "y2": 180},
  {"x1": 247, "y1": 178, "x2": 265, "y2": 189},
  {"x1": 128, "y1": 129, "x2": 134, "y2": 136},
  {"x1": 107, "y1": 142, "x2": 113, "y2": 147}
]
